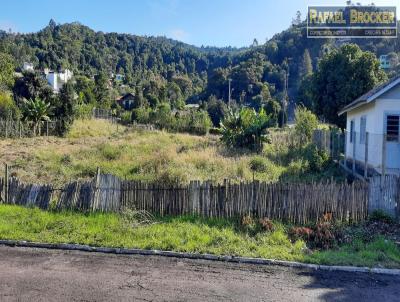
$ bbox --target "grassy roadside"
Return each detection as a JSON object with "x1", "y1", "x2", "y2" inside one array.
[{"x1": 0, "y1": 204, "x2": 399, "y2": 268}]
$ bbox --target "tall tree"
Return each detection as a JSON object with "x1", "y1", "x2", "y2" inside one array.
[
  {"x1": 292, "y1": 11, "x2": 302, "y2": 26},
  {"x1": 94, "y1": 73, "x2": 110, "y2": 108},
  {"x1": 205, "y1": 95, "x2": 227, "y2": 126},
  {"x1": 55, "y1": 82, "x2": 76, "y2": 135},
  {"x1": 310, "y1": 44, "x2": 386, "y2": 127},
  {"x1": 298, "y1": 49, "x2": 313, "y2": 80},
  {"x1": 0, "y1": 52, "x2": 15, "y2": 91},
  {"x1": 13, "y1": 71, "x2": 54, "y2": 106}
]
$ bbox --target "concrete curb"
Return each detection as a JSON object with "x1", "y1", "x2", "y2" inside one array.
[{"x1": 1, "y1": 239, "x2": 399, "y2": 276}]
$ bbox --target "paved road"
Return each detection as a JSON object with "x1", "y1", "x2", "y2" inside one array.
[{"x1": 0, "y1": 246, "x2": 399, "y2": 302}]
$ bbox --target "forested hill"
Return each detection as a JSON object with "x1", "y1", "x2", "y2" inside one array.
[{"x1": 1, "y1": 20, "x2": 399, "y2": 109}]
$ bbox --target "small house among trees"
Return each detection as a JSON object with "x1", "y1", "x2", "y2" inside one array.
[
  {"x1": 116, "y1": 93, "x2": 135, "y2": 110},
  {"x1": 339, "y1": 76, "x2": 400, "y2": 176}
]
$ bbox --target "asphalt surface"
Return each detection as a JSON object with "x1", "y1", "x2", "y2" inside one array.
[{"x1": 0, "y1": 246, "x2": 399, "y2": 302}]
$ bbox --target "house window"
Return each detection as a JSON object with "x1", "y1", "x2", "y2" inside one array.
[
  {"x1": 386, "y1": 115, "x2": 400, "y2": 141},
  {"x1": 350, "y1": 120, "x2": 355, "y2": 143},
  {"x1": 360, "y1": 116, "x2": 366, "y2": 144}
]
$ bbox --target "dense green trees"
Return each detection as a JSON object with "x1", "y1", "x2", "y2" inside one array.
[
  {"x1": 0, "y1": 52, "x2": 15, "y2": 90},
  {"x1": 131, "y1": 102, "x2": 211, "y2": 135},
  {"x1": 2, "y1": 20, "x2": 400, "y2": 138},
  {"x1": 302, "y1": 44, "x2": 387, "y2": 127},
  {"x1": 13, "y1": 71, "x2": 54, "y2": 105},
  {"x1": 0, "y1": 91, "x2": 20, "y2": 119},
  {"x1": 75, "y1": 75, "x2": 96, "y2": 105},
  {"x1": 204, "y1": 95, "x2": 227, "y2": 126}
]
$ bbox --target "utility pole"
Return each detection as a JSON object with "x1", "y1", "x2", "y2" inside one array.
[
  {"x1": 228, "y1": 78, "x2": 232, "y2": 107},
  {"x1": 281, "y1": 62, "x2": 290, "y2": 128}
]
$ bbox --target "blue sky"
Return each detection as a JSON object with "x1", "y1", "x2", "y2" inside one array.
[{"x1": 1, "y1": 0, "x2": 399, "y2": 47}]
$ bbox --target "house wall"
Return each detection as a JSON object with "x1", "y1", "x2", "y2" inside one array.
[
  {"x1": 47, "y1": 73, "x2": 58, "y2": 92},
  {"x1": 346, "y1": 102, "x2": 381, "y2": 168},
  {"x1": 345, "y1": 84, "x2": 400, "y2": 171}
]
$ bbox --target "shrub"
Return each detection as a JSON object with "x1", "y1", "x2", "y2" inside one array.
[
  {"x1": 132, "y1": 107, "x2": 151, "y2": 124},
  {"x1": 289, "y1": 214, "x2": 342, "y2": 249},
  {"x1": 289, "y1": 227, "x2": 314, "y2": 241},
  {"x1": 209, "y1": 127, "x2": 221, "y2": 135},
  {"x1": 313, "y1": 220, "x2": 336, "y2": 249},
  {"x1": 60, "y1": 154, "x2": 72, "y2": 165},
  {"x1": 306, "y1": 145, "x2": 329, "y2": 172},
  {"x1": 120, "y1": 111, "x2": 132, "y2": 125},
  {"x1": 259, "y1": 218, "x2": 275, "y2": 232},
  {"x1": 0, "y1": 92, "x2": 20, "y2": 119},
  {"x1": 294, "y1": 106, "x2": 318, "y2": 144},
  {"x1": 220, "y1": 108, "x2": 270, "y2": 151},
  {"x1": 151, "y1": 103, "x2": 175, "y2": 130},
  {"x1": 155, "y1": 166, "x2": 189, "y2": 185},
  {"x1": 74, "y1": 102, "x2": 94, "y2": 119},
  {"x1": 188, "y1": 110, "x2": 212, "y2": 135},
  {"x1": 97, "y1": 143, "x2": 122, "y2": 160},
  {"x1": 369, "y1": 210, "x2": 394, "y2": 224},
  {"x1": 241, "y1": 214, "x2": 259, "y2": 234},
  {"x1": 241, "y1": 214, "x2": 254, "y2": 227},
  {"x1": 249, "y1": 156, "x2": 268, "y2": 173}
]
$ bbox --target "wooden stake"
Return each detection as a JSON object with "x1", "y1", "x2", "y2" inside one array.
[
  {"x1": 364, "y1": 132, "x2": 369, "y2": 179},
  {"x1": 382, "y1": 134, "x2": 387, "y2": 179},
  {"x1": 4, "y1": 164, "x2": 9, "y2": 204},
  {"x1": 352, "y1": 132, "x2": 356, "y2": 174}
]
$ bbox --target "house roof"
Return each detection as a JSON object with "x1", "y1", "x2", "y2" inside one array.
[
  {"x1": 338, "y1": 75, "x2": 400, "y2": 116},
  {"x1": 116, "y1": 93, "x2": 135, "y2": 102}
]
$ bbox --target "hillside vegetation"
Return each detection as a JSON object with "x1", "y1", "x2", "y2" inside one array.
[
  {"x1": 0, "y1": 119, "x2": 341, "y2": 186},
  {"x1": 2, "y1": 20, "x2": 398, "y2": 111}
]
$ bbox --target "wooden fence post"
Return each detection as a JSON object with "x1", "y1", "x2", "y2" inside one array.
[
  {"x1": 19, "y1": 121, "x2": 22, "y2": 139},
  {"x1": 352, "y1": 132, "x2": 356, "y2": 174},
  {"x1": 46, "y1": 120, "x2": 49, "y2": 137},
  {"x1": 382, "y1": 134, "x2": 387, "y2": 179},
  {"x1": 5, "y1": 120, "x2": 7, "y2": 139},
  {"x1": 92, "y1": 167, "x2": 101, "y2": 211},
  {"x1": 335, "y1": 133, "x2": 339, "y2": 160},
  {"x1": 364, "y1": 132, "x2": 369, "y2": 179},
  {"x1": 4, "y1": 164, "x2": 9, "y2": 204}
]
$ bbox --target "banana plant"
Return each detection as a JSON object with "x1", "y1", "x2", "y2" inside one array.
[{"x1": 22, "y1": 98, "x2": 51, "y2": 136}]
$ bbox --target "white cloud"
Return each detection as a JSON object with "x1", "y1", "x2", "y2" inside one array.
[
  {"x1": 147, "y1": 0, "x2": 180, "y2": 16},
  {"x1": 169, "y1": 28, "x2": 189, "y2": 42},
  {"x1": 0, "y1": 21, "x2": 18, "y2": 33}
]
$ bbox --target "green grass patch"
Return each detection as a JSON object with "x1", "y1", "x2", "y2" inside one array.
[
  {"x1": 0, "y1": 204, "x2": 305, "y2": 261},
  {"x1": 307, "y1": 237, "x2": 400, "y2": 268},
  {"x1": 0, "y1": 205, "x2": 399, "y2": 268}
]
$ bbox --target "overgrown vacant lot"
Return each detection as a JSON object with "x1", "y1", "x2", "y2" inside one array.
[
  {"x1": 0, "y1": 205, "x2": 399, "y2": 268},
  {"x1": 0, "y1": 119, "x2": 341, "y2": 185}
]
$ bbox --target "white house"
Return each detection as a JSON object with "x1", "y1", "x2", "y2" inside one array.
[
  {"x1": 115, "y1": 73, "x2": 125, "y2": 82},
  {"x1": 22, "y1": 62, "x2": 34, "y2": 72},
  {"x1": 44, "y1": 69, "x2": 73, "y2": 92},
  {"x1": 379, "y1": 55, "x2": 391, "y2": 69},
  {"x1": 339, "y1": 76, "x2": 400, "y2": 176}
]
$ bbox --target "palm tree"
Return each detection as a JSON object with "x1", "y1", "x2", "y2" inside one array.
[{"x1": 22, "y1": 98, "x2": 51, "y2": 136}]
